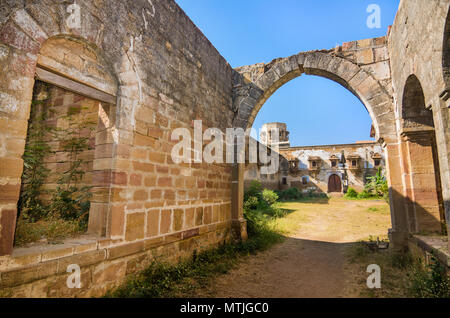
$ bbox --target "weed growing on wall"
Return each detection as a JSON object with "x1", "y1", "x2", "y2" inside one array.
[
  {"x1": 106, "y1": 182, "x2": 288, "y2": 298},
  {"x1": 18, "y1": 84, "x2": 53, "y2": 222},
  {"x1": 408, "y1": 255, "x2": 450, "y2": 298},
  {"x1": 49, "y1": 106, "x2": 95, "y2": 227}
]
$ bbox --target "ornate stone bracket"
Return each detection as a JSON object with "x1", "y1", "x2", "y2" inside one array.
[{"x1": 400, "y1": 127, "x2": 435, "y2": 144}]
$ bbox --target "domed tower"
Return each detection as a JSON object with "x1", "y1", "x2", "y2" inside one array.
[{"x1": 260, "y1": 122, "x2": 290, "y2": 149}]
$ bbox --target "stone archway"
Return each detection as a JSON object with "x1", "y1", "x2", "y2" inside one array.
[
  {"x1": 230, "y1": 37, "x2": 406, "y2": 246},
  {"x1": 232, "y1": 46, "x2": 396, "y2": 142},
  {"x1": 36, "y1": 36, "x2": 119, "y2": 237},
  {"x1": 0, "y1": 5, "x2": 142, "y2": 255}
]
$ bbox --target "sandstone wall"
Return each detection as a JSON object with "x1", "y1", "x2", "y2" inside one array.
[
  {"x1": 244, "y1": 162, "x2": 281, "y2": 191},
  {"x1": 388, "y1": 0, "x2": 450, "y2": 237},
  {"x1": 0, "y1": 0, "x2": 449, "y2": 297},
  {"x1": 0, "y1": 0, "x2": 241, "y2": 296}
]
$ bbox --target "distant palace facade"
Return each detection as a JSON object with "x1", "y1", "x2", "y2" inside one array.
[{"x1": 245, "y1": 123, "x2": 385, "y2": 194}]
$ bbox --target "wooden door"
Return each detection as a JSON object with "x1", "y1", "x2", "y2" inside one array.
[{"x1": 328, "y1": 174, "x2": 341, "y2": 192}]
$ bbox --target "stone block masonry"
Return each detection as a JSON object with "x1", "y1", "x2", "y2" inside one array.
[
  {"x1": 0, "y1": 221, "x2": 232, "y2": 297},
  {"x1": 0, "y1": 0, "x2": 244, "y2": 296},
  {"x1": 0, "y1": 0, "x2": 449, "y2": 296}
]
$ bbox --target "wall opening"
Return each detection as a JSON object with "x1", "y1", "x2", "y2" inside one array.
[
  {"x1": 14, "y1": 79, "x2": 114, "y2": 247},
  {"x1": 401, "y1": 75, "x2": 446, "y2": 234},
  {"x1": 236, "y1": 51, "x2": 394, "y2": 244}
]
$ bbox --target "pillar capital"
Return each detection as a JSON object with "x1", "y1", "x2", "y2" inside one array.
[{"x1": 400, "y1": 127, "x2": 435, "y2": 143}]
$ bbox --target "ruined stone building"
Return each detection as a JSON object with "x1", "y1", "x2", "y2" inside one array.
[
  {"x1": 0, "y1": 0, "x2": 449, "y2": 296},
  {"x1": 245, "y1": 123, "x2": 385, "y2": 194}
]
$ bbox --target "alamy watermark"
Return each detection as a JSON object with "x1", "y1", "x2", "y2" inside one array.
[
  {"x1": 366, "y1": 264, "x2": 381, "y2": 289},
  {"x1": 171, "y1": 121, "x2": 280, "y2": 175},
  {"x1": 66, "y1": 3, "x2": 81, "y2": 29},
  {"x1": 66, "y1": 264, "x2": 81, "y2": 289},
  {"x1": 366, "y1": 4, "x2": 381, "y2": 29}
]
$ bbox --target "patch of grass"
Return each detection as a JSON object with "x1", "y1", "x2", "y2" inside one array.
[
  {"x1": 14, "y1": 215, "x2": 85, "y2": 246},
  {"x1": 344, "y1": 196, "x2": 385, "y2": 201},
  {"x1": 345, "y1": 187, "x2": 358, "y2": 198},
  {"x1": 280, "y1": 196, "x2": 329, "y2": 204},
  {"x1": 106, "y1": 202, "x2": 286, "y2": 298},
  {"x1": 407, "y1": 256, "x2": 450, "y2": 298},
  {"x1": 272, "y1": 209, "x2": 310, "y2": 235},
  {"x1": 346, "y1": 242, "x2": 412, "y2": 297},
  {"x1": 106, "y1": 237, "x2": 285, "y2": 298},
  {"x1": 347, "y1": 242, "x2": 449, "y2": 298},
  {"x1": 367, "y1": 206, "x2": 390, "y2": 215},
  {"x1": 0, "y1": 288, "x2": 12, "y2": 298}
]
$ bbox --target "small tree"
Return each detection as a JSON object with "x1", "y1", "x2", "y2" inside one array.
[
  {"x1": 244, "y1": 180, "x2": 263, "y2": 202},
  {"x1": 18, "y1": 88, "x2": 54, "y2": 222},
  {"x1": 262, "y1": 189, "x2": 279, "y2": 206},
  {"x1": 364, "y1": 167, "x2": 388, "y2": 200},
  {"x1": 49, "y1": 106, "x2": 95, "y2": 227},
  {"x1": 344, "y1": 187, "x2": 358, "y2": 198}
]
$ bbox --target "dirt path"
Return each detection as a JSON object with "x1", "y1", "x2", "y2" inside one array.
[{"x1": 195, "y1": 198, "x2": 391, "y2": 298}]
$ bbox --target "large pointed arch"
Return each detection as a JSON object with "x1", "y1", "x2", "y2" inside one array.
[
  {"x1": 230, "y1": 42, "x2": 401, "y2": 250},
  {"x1": 232, "y1": 50, "x2": 396, "y2": 143}
]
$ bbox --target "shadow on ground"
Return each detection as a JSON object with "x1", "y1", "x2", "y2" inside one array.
[{"x1": 194, "y1": 237, "x2": 359, "y2": 298}]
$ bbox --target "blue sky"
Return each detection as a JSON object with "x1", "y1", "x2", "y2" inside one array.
[{"x1": 175, "y1": 0, "x2": 400, "y2": 146}]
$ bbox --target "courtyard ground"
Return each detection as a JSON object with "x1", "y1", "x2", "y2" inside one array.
[{"x1": 192, "y1": 197, "x2": 395, "y2": 298}]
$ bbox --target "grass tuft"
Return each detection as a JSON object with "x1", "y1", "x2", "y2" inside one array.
[
  {"x1": 106, "y1": 204, "x2": 285, "y2": 298},
  {"x1": 347, "y1": 242, "x2": 449, "y2": 298},
  {"x1": 14, "y1": 216, "x2": 85, "y2": 246}
]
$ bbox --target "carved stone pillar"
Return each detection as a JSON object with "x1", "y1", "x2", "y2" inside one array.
[{"x1": 400, "y1": 128, "x2": 445, "y2": 234}]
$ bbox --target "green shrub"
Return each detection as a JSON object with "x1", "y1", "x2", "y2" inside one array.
[
  {"x1": 244, "y1": 209, "x2": 266, "y2": 237},
  {"x1": 107, "y1": 212, "x2": 284, "y2": 298},
  {"x1": 408, "y1": 256, "x2": 450, "y2": 298},
  {"x1": 357, "y1": 190, "x2": 372, "y2": 199},
  {"x1": 244, "y1": 180, "x2": 263, "y2": 202},
  {"x1": 364, "y1": 167, "x2": 389, "y2": 200},
  {"x1": 18, "y1": 96, "x2": 53, "y2": 222},
  {"x1": 279, "y1": 187, "x2": 302, "y2": 201},
  {"x1": 262, "y1": 189, "x2": 278, "y2": 206},
  {"x1": 345, "y1": 187, "x2": 358, "y2": 198},
  {"x1": 243, "y1": 196, "x2": 259, "y2": 211}
]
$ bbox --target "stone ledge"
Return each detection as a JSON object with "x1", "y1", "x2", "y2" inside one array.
[
  {"x1": 0, "y1": 224, "x2": 232, "y2": 297},
  {"x1": 410, "y1": 235, "x2": 450, "y2": 267},
  {"x1": 0, "y1": 235, "x2": 100, "y2": 271},
  {"x1": 0, "y1": 220, "x2": 232, "y2": 288}
]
